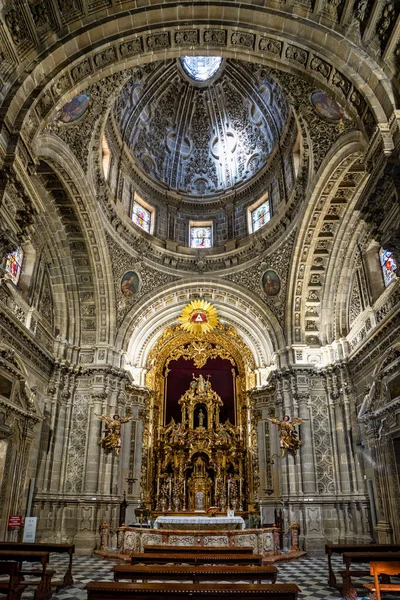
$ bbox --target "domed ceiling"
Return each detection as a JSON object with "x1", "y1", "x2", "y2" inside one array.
[{"x1": 114, "y1": 59, "x2": 290, "y2": 199}]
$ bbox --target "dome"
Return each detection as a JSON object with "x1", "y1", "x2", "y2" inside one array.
[{"x1": 113, "y1": 59, "x2": 290, "y2": 200}]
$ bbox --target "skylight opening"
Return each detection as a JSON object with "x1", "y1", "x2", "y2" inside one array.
[{"x1": 181, "y1": 56, "x2": 223, "y2": 81}]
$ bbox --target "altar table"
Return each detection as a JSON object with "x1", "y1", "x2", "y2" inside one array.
[{"x1": 154, "y1": 516, "x2": 245, "y2": 530}]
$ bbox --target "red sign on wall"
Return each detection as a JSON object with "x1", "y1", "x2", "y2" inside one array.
[{"x1": 8, "y1": 515, "x2": 23, "y2": 527}]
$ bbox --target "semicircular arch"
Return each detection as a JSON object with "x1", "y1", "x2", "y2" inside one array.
[
  {"x1": 118, "y1": 279, "x2": 284, "y2": 372},
  {"x1": 3, "y1": 7, "x2": 398, "y2": 149}
]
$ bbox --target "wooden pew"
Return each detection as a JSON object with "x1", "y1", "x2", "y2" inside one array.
[
  {"x1": 0, "y1": 541, "x2": 74, "y2": 587},
  {"x1": 113, "y1": 564, "x2": 278, "y2": 583},
  {"x1": 0, "y1": 550, "x2": 51, "y2": 600},
  {"x1": 341, "y1": 551, "x2": 400, "y2": 600},
  {"x1": 143, "y1": 545, "x2": 254, "y2": 554},
  {"x1": 0, "y1": 562, "x2": 27, "y2": 600},
  {"x1": 86, "y1": 581, "x2": 300, "y2": 600},
  {"x1": 325, "y1": 543, "x2": 400, "y2": 586},
  {"x1": 364, "y1": 561, "x2": 400, "y2": 600},
  {"x1": 130, "y1": 552, "x2": 263, "y2": 566}
]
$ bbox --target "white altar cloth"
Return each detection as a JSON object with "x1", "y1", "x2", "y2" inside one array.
[{"x1": 154, "y1": 516, "x2": 245, "y2": 530}]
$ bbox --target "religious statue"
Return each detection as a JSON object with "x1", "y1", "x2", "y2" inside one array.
[
  {"x1": 192, "y1": 373, "x2": 207, "y2": 393},
  {"x1": 171, "y1": 422, "x2": 186, "y2": 445},
  {"x1": 198, "y1": 408, "x2": 205, "y2": 427},
  {"x1": 96, "y1": 413, "x2": 133, "y2": 455},
  {"x1": 266, "y1": 415, "x2": 307, "y2": 457}
]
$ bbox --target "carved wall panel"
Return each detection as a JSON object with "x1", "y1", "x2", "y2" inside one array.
[
  {"x1": 310, "y1": 395, "x2": 336, "y2": 494},
  {"x1": 65, "y1": 395, "x2": 89, "y2": 494}
]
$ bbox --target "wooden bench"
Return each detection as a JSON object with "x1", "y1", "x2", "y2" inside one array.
[
  {"x1": 143, "y1": 545, "x2": 254, "y2": 555},
  {"x1": 364, "y1": 561, "x2": 400, "y2": 600},
  {"x1": 85, "y1": 581, "x2": 300, "y2": 599},
  {"x1": 130, "y1": 552, "x2": 263, "y2": 566},
  {"x1": 113, "y1": 564, "x2": 278, "y2": 583},
  {"x1": 0, "y1": 550, "x2": 51, "y2": 600},
  {"x1": 0, "y1": 562, "x2": 27, "y2": 600},
  {"x1": 325, "y1": 543, "x2": 400, "y2": 586},
  {"x1": 340, "y1": 552, "x2": 400, "y2": 600},
  {"x1": 0, "y1": 541, "x2": 74, "y2": 587}
]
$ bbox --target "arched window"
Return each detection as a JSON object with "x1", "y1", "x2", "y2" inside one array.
[
  {"x1": 248, "y1": 193, "x2": 271, "y2": 233},
  {"x1": 189, "y1": 223, "x2": 213, "y2": 248},
  {"x1": 5, "y1": 246, "x2": 24, "y2": 285},
  {"x1": 102, "y1": 135, "x2": 111, "y2": 180},
  {"x1": 379, "y1": 248, "x2": 397, "y2": 288},
  {"x1": 132, "y1": 193, "x2": 153, "y2": 233}
]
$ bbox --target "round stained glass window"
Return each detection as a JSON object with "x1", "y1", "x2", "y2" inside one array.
[{"x1": 180, "y1": 56, "x2": 223, "y2": 81}]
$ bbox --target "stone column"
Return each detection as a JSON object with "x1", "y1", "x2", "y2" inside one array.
[
  {"x1": 297, "y1": 393, "x2": 316, "y2": 496},
  {"x1": 84, "y1": 392, "x2": 106, "y2": 494}
]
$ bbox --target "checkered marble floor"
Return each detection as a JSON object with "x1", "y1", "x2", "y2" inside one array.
[{"x1": 19, "y1": 554, "x2": 377, "y2": 600}]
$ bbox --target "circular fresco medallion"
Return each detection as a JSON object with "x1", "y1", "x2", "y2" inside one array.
[
  {"x1": 58, "y1": 94, "x2": 90, "y2": 123},
  {"x1": 311, "y1": 91, "x2": 343, "y2": 122},
  {"x1": 262, "y1": 270, "x2": 281, "y2": 296},
  {"x1": 121, "y1": 271, "x2": 140, "y2": 298}
]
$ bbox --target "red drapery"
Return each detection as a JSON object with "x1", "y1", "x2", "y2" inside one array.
[{"x1": 165, "y1": 356, "x2": 236, "y2": 425}]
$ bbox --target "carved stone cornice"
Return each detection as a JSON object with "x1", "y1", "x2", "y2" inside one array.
[{"x1": 0, "y1": 307, "x2": 53, "y2": 374}]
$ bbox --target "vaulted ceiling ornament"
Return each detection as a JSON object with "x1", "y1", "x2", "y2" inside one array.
[{"x1": 178, "y1": 300, "x2": 219, "y2": 335}]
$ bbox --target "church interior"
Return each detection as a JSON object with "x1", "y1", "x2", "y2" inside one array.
[{"x1": 0, "y1": 0, "x2": 399, "y2": 597}]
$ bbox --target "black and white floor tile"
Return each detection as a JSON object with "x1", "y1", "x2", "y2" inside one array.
[{"x1": 19, "y1": 554, "x2": 383, "y2": 600}]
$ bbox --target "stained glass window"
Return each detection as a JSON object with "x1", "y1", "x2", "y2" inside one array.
[
  {"x1": 132, "y1": 200, "x2": 151, "y2": 233},
  {"x1": 181, "y1": 57, "x2": 222, "y2": 81},
  {"x1": 5, "y1": 246, "x2": 23, "y2": 285},
  {"x1": 190, "y1": 226, "x2": 212, "y2": 248},
  {"x1": 252, "y1": 201, "x2": 271, "y2": 232},
  {"x1": 380, "y1": 248, "x2": 397, "y2": 287}
]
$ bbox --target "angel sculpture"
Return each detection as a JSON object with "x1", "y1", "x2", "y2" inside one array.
[
  {"x1": 266, "y1": 415, "x2": 307, "y2": 457},
  {"x1": 96, "y1": 413, "x2": 133, "y2": 455}
]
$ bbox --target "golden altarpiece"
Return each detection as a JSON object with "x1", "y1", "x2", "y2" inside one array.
[{"x1": 141, "y1": 324, "x2": 259, "y2": 515}]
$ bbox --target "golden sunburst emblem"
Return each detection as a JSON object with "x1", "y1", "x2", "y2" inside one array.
[{"x1": 178, "y1": 300, "x2": 219, "y2": 335}]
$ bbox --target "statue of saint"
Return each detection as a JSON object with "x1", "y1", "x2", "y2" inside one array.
[
  {"x1": 192, "y1": 373, "x2": 206, "y2": 394},
  {"x1": 96, "y1": 413, "x2": 133, "y2": 455},
  {"x1": 198, "y1": 408, "x2": 205, "y2": 427},
  {"x1": 266, "y1": 415, "x2": 307, "y2": 457}
]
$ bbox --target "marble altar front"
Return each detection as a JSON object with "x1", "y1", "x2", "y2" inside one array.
[
  {"x1": 154, "y1": 515, "x2": 245, "y2": 530},
  {"x1": 97, "y1": 525, "x2": 281, "y2": 558}
]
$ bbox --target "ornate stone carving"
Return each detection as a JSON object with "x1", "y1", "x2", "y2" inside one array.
[
  {"x1": 203, "y1": 30, "x2": 227, "y2": 45},
  {"x1": 349, "y1": 275, "x2": 362, "y2": 327},
  {"x1": 65, "y1": 395, "x2": 89, "y2": 493},
  {"x1": 223, "y1": 232, "x2": 296, "y2": 325},
  {"x1": 71, "y1": 59, "x2": 93, "y2": 82},
  {"x1": 146, "y1": 33, "x2": 170, "y2": 50},
  {"x1": 44, "y1": 70, "x2": 134, "y2": 172},
  {"x1": 231, "y1": 32, "x2": 255, "y2": 49},
  {"x1": 174, "y1": 30, "x2": 199, "y2": 46},
  {"x1": 310, "y1": 57, "x2": 332, "y2": 81},
  {"x1": 94, "y1": 47, "x2": 117, "y2": 68},
  {"x1": 106, "y1": 234, "x2": 181, "y2": 327},
  {"x1": 259, "y1": 37, "x2": 282, "y2": 56},
  {"x1": 120, "y1": 38, "x2": 142, "y2": 57},
  {"x1": 4, "y1": 9, "x2": 29, "y2": 45},
  {"x1": 114, "y1": 60, "x2": 286, "y2": 199},
  {"x1": 377, "y1": 3, "x2": 396, "y2": 45},
  {"x1": 285, "y1": 45, "x2": 308, "y2": 66},
  {"x1": 311, "y1": 395, "x2": 336, "y2": 494}
]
